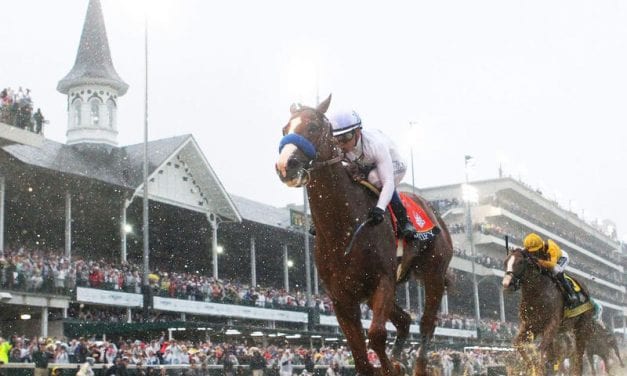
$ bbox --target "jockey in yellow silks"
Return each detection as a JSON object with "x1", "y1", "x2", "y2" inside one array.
[{"x1": 524, "y1": 233, "x2": 578, "y2": 305}]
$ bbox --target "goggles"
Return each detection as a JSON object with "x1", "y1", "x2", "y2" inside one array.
[{"x1": 334, "y1": 131, "x2": 356, "y2": 144}]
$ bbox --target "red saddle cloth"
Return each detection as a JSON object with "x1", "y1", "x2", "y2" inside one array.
[{"x1": 397, "y1": 192, "x2": 435, "y2": 232}]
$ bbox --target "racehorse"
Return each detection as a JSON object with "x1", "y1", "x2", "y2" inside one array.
[
  {"x1": 585, "y1": 321, "x2": 624, "y2": 376},
  {"x1": 502, "y1": 248, "x2": 596, "y2": 376},
  {"x1": 552, "y1": 321, "x2": 624, "y2": 376},
  {"x1": 275, "y1": 95, "x2": 453, "y2": 376}
]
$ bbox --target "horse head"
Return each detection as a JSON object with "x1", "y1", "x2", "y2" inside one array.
[
  {"x1": 275, "y1": 94, "x2": 340, "y2": 187},
  {"x1": 502, "y1": 247, "x2": 536, "y2": 291}
]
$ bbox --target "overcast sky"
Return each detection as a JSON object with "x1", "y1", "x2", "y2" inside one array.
[{"x1": 2, "y1": 0, "x2": 626, "y2": 241}]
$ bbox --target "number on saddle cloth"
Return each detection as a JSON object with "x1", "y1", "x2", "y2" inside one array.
[{"x1": 399, "y1": 192, "x2": 435, "y2": 232}]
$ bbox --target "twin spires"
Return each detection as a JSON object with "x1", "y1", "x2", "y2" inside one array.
[{"x1": 57, "y1": 0, "x2": 128, "y2": 147}]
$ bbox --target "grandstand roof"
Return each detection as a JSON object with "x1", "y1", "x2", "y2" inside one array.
[
  {"x1": 3, "y1": 135, "x2": 187, "y2": 188},
  {"x1": 230, "y1": 194, "x2": 292, "y2": 229},
  {"x1": 1, "y1": 134, "x2": 241, "y2": 221}
]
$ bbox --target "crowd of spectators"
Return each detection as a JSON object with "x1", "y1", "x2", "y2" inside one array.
[
  {"x1": 452, "y1": 247, "x2": 500, "y2": 270},
  {"x1": 428, "y1": 198, "x2": 461, "y2": 214},
  {"x1": 491, "y1": 195, "x2": 618, "y2": 258},
  {"x1": 0, "y1": 245, "x2": 335, "y2": 315},
  {"x1": 0, "y1": 334, "x2": 522, "y2": 375},
  {"x1": 0, "y1": 86, "x2": 46, "y2": 134}
]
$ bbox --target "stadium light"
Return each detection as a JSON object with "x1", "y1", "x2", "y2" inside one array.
[
  {"x1": 462, "y1": 183, "x2": 478, "y2": 204},
  {"x1": 285, "y1": 50, "x2": 322, "y2": 308},
  {"x1": 287, "y1": 260, "x2": 294, "y2": 268},
  {"x1": 20, "y1": 314, "x2": 31, "y2": 320},
  {"x1": 216, "y1": 245, "x2": 224, "y2": 254},
  {"x1": 250, "y1": 331, "x2": 264, "y2": 337},
  {"x1": 123, "y1": 223, "x2": 133, "y2": 234}
]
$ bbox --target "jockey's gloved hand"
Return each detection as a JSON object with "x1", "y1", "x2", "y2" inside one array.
[{"x1": 368, "y1": 207, "x2": 385, "y2": 225}]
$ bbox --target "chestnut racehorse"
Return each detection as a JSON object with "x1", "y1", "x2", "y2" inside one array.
[
  {"x1": 502, "y1": 248, "x2": 595, "y2": 376},
  {"x1": 275, "y1": 95, "x2": 453, "y2": 376}
]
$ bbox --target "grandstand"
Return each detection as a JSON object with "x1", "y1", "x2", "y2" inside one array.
[{"x1": 1, "y1": 1, "x2": 625, "y2": 372}]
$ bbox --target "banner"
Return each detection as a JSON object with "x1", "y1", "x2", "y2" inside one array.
[
  {"x1": 76, "y1": 287, "x2": 143, "y2": 307},
  {"x1": 153, "y1": 297, "x2": 308, "y2": 323}
]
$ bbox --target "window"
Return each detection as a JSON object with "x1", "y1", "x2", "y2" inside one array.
[
  {"x1": 107, "y1": 99, "x2": 116, "y2": 128},
  {"x1": 72, "y1": 99, "x2": 81, "y2": 127},
  {"x1": 90, "y1": 98, "x2": 101, "y2": 126}
]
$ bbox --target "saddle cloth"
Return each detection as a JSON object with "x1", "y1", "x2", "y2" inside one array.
[
  {"x1": 399, "y1": 192, "x2": 435, "y2": 232},
  {"x1": 564, "y1": 274, "x2": 582, "y2": 292},
  {"x1": 562, "y1": 274, "x2": 592, "y2": 318},
  {"x1": 355, "y1": 180, "x2": 435, "y2": 232}
]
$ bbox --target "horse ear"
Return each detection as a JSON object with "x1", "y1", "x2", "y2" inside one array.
[
  {"x1": 290, "y1": 103, "x2": 302, "y2": 114},
  {"x1": 317, "y1": 94, "x2": 332, "y2": 114}
]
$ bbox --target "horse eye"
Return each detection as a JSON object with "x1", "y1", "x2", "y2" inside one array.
[{"x1": 308, "y1": 122, "x2": 321, "y2": 134}]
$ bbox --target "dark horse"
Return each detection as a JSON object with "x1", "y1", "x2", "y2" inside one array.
[
  {"x1": 502, "y1": 248, "x2": 596, "y2": 376},
  {"x1": 585, "y1": 321, "x2": 624, "y2": 376},
  {"x1": 552, "y1": 321, "x2": 624, "y2": 375},
  {"x1": 275, "y1": 95, "x2": 452, "y2": 376}
]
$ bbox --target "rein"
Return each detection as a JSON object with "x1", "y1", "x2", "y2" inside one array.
[
  {"x1": 279, "y1": 106, "x2": 345, "y2": 180},
  {"x1": 506, "y1": 249, "x2": 544, "y2": 290}
]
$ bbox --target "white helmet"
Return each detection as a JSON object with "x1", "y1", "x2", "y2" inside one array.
[{"x1": 329, "y1": 109, "x2": 362, "y2": 136}]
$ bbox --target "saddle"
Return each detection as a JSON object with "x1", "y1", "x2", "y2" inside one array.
[
  {"x1": 349, "y1": 175, "x2": 435, "y2": 283},
  {"x1": 561, "y1": 274, "x2": 593, "y2": 318}
]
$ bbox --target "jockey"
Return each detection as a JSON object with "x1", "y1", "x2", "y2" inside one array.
[
  {"x1": 523, "y1": 233, "x2": 577, "y2": 305},
  {"x1": 590, "y1": 298, "x2": 605, "y2": 328},
  {"x1": 328, "y1": 109, "x2": 437, "y2": 244}
]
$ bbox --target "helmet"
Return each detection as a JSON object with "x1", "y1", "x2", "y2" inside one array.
[
  {"x1": 329, "y1": 109, "x2": 362, "y2": 136},
  {"x1": 523, "y1": 233, "x2": 544, "y2": 252}
]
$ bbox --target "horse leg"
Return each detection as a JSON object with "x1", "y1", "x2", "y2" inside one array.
[
  {"x1": 334, "y1": 302, "x2": 374, "y2": 376},
  {"x1": 413, "y1": 273, "x2": 446, "y2": 376},
  {"x1": 611, "y1": 337, "x2": 624, "y2": 368},
  {"x1": 573, "y1": 329, "x2": 588, "y2": 376},
  {"x1": 514, "y1": 329, "x2": 537, "y2": 375},
  {"x1": 368, "y1": 278, "x2": 396, "y2": 376},
  {"x1": 587, "y1": 352, "x2": 596, "y2": 376},
  {"x1": 388, "y1": 302, "x2": 411, "y2": 359}
]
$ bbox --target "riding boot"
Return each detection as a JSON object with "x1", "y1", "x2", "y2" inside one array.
[
  {"x1": 389, "y1": 191, "x2": 418, "y2": 239},
  {"x1": 557, "y1": 272, "x2": 577, "y2": 306}
]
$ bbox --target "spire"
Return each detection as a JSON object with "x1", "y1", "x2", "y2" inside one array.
[{"x1": 57, "y1": 0, "x2": 128, "y2": 95}]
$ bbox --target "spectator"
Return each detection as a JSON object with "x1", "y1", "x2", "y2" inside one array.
[
  {"x1": 279, "y1": 349, "x2": 293, "y2": 376},
  {"x1": 249, "y1": 348, "x2": 267, "y2": 376},
  {"x1": 325, "y1": 360, "x2": 341, "y2": 376},
  {"x1": 75, "y1": 338, "x2": 89, "y2": 364},
  {"x1": 0, "y1": 337, "x2": 12, "y2": 365},
  {"x1": 31, "y1": 342, "x2": 52, "y2": 376}
]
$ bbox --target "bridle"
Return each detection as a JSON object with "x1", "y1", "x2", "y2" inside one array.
[
  {"x1": 278, "y1": 107, "x2": 344, "y2": 182},
  {"x1": 505, "y1": 249, "x2": 538, "y2": 291}
]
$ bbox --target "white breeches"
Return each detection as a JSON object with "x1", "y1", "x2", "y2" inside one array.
[
  {"x1": 552, "y1": 250, "x2": 570, "y2": 275},
  {"x1": 367, "y1": 161, "x2": 406, "y2": 188}
]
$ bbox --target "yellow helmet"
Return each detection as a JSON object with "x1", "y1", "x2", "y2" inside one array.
[{"x1": 524, "y1": 233, "x2": 544, "y2": 252}]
